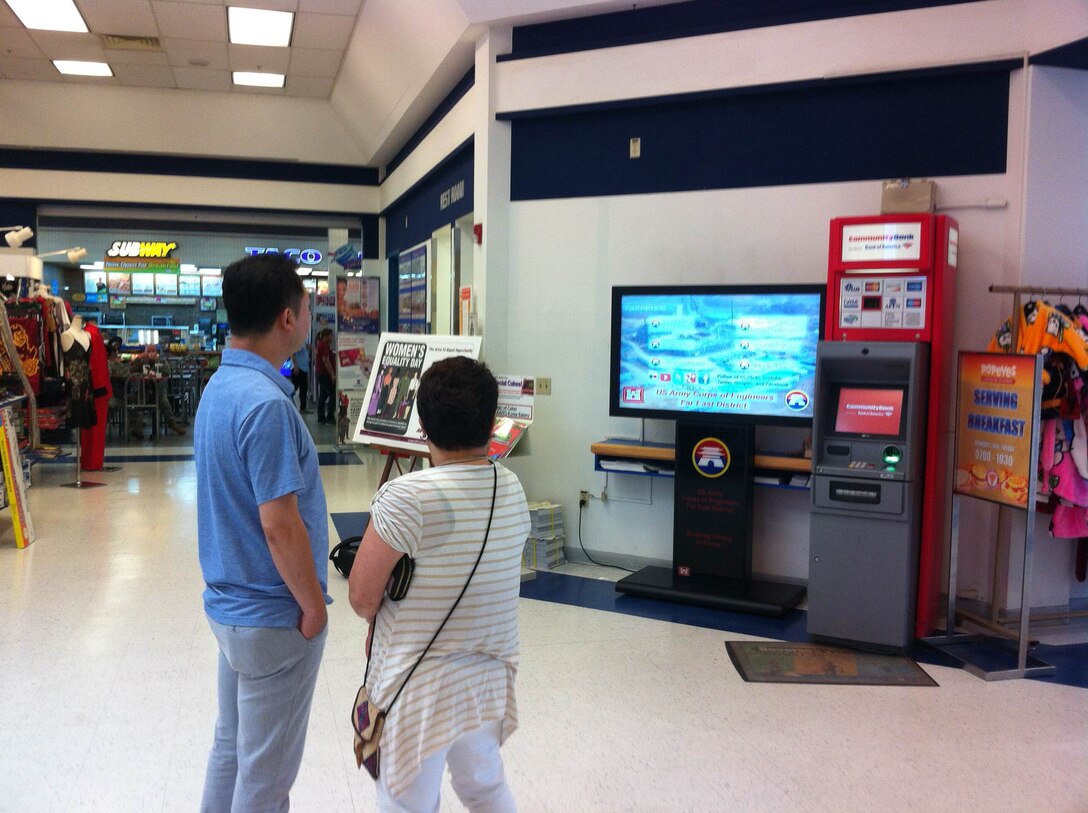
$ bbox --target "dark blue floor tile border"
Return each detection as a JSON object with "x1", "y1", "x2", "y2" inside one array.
[{"x1": 332, "y1": 511, "x2": 370, "y2": 542}]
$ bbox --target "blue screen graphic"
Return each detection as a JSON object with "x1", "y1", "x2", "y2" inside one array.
[{"x1": 614, "y1": 290, "x2": 822, "y2": 421}]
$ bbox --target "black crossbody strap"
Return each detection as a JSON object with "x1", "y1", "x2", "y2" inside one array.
[{"x1": 366, "y1": 462, "x2": 498, "y2": 711}]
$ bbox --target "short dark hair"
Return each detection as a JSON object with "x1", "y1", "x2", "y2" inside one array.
[
  {"x1": 222, "y1": 254, "x2": 304, "y2": 337},
  {"x1": 416, "y1": 356, "x2": 497, "y2": 450}
]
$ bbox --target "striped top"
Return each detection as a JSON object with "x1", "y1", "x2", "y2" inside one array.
[{"x1": 365, "y1": 461, "x2": 530, "y2": 796}]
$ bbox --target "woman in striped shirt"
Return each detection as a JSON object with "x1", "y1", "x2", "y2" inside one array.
[{"x1": 349, "y1": 356, "x2": 530, "y2": 812}]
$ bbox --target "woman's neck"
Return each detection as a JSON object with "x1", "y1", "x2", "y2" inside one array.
[{"x1": 429, "y1": 444, "x2": 491, "y2": 467}]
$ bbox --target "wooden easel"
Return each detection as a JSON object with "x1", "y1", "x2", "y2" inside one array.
[{"x1": 369, "y1": 442, "x2": 431, "y2": 487}]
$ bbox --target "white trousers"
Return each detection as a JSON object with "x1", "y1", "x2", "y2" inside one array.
[{"x1": 376, "y1": 720, "x2": 516, "y2": 813}]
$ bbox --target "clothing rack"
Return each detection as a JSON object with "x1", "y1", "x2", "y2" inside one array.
[{"x1": 966, "y1": 284, "x2": 1088, "y2": 637}]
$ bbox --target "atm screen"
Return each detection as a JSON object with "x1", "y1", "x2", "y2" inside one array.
[{"x1": 834, "y1": 386, "x2": 905, "y2": 438}]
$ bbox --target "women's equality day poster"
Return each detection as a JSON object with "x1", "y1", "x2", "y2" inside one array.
[{"x1": 353, "y1": 333, "x2": 483, "y2": 453}]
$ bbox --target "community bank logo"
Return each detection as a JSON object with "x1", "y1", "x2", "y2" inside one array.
[{"x1": 692, "y1": 437, "x2": 731, "y2": 478}]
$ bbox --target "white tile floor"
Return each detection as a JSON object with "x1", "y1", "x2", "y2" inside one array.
[{"x1": 1, "y1": 437, "x2": 1087, "y2": 812}]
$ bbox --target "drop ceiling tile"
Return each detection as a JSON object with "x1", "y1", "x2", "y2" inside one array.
[
  {"x1": 29, "y1": 31, "x2": 108, "y2": 61},
  {"x1": 299, "y1": 0, "x2": 363, "y2": 15},
  {"x1": 80, "y1": 0, "x2": 159, "y2": 37},
  {"x1": 104, "y1": 48, "x2": 172, "y2": 66},
  {"x1": 160, "y1": 37, "x2": 229, "y2": 69},
  {"x1": 0, "y1": 26, "x2": 46, "y2": 59},
  {"x1": 287, "y1": 47, "x2": 340, "y2": 77},
  {"x1": 232, "y1": 0, "x2": 298, "y2": 12},
  {"x1": 172, "y1": 65, "x2": 232, "y2": 91},
  {"x1": 152, "y1": 2, "x2": 227, "y2": 41},
  {"x1": 228, "y1": 43, "x2": 290, "y2": 73},
  {"x1": 0, "y1": 58, "x2": 59, "y2": 81},
  {"x1": 285, "y1": 74, "x2": 334, "y2": 97},
  {"x1": 110, "y1": 63, "x2": 177, "y2": 87},
  {"x1": 292, "y1": 12, "x2": 353, "y2": 50}
]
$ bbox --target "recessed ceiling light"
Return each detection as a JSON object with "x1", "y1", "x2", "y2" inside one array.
[
  {"x1": 232, "y1": 71, "x2": 285, "y2": 88},
  {"x1": 54, "y1": 60, "x2": 113, "y2": 77},
  {"x1": 6, "y1": 0, "x2": 88, "y2": 33},
  {"x1": 227, "y1": 7, "x2": 294, "y2": 47}
]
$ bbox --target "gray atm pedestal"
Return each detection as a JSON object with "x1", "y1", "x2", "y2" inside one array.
[{"x1": 807, "y1": 342, "x2": 928, "y2": 653}]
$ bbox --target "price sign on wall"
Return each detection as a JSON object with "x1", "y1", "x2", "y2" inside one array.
[{"x1": 953, "y1": 352, "x2": 1040, "y2": 509}]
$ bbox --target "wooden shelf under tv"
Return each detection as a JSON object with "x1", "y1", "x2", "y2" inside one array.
[{"x1": 590, "y1": 439, "x2": 812, "y2": 473}]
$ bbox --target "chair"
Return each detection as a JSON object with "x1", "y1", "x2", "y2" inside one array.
[{"x1": 123, "y1": 375, "x2": 159, "y2": 439}]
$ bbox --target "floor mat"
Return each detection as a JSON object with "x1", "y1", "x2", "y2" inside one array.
[{"x1": 726, "y1": 641, "x2": 937, "y2": 686}]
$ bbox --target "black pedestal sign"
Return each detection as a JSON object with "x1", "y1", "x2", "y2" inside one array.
[{"x1": 673, "y1": 421, "x2": 754, "y2": 580}]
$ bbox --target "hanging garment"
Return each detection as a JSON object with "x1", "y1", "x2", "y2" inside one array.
[
  {"x1": 3, "y1": 307, "x2": 44, "y2": 395},
  {"x1": 80, "y1": 322, "x2": 111, "y2": 471},
  {"x1": 63, "y1": 339, "x2": 97, "y2": 430}
]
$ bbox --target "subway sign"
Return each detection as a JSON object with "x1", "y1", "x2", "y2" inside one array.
[
  {"x1": 244, "y1": 247, "x2": 323, "y2": 265},
  {"x1": 107, "y1": 240, "x2": 178, "y2": 258}
]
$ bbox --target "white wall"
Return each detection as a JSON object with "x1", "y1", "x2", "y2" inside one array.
[
  {"x1": 500, "y1": 176, "x2": 1020, "y2": 577},
  {"x1": 487, "y1": 7, "x2": 1088, "y2": 606}
]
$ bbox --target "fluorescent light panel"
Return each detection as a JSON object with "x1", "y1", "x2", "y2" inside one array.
[
  {"x1": 6, "y1": 0, "x2": 88, "y2": 32},
  {"x1": 228, "y1": 7, "x2": 294, "y2": 47},
  {"x1": 54, "y1": 60, "x2": 113, "y2": 77},
  {"x1": 232, "y1": 71, "x2": 284, "y2": 88}
]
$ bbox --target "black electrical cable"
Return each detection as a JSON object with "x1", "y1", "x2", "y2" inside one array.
[{"x1": 577, "y1": 499, "x2": 636, "y2": 573}]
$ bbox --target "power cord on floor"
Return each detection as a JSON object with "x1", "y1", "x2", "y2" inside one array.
[{"x1": 577, "y1": 500, "x2": 636, "y2": 573}]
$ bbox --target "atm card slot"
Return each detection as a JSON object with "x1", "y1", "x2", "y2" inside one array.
[{"x1": 828, "y1": 480, "x2": 881, "y2": 504}]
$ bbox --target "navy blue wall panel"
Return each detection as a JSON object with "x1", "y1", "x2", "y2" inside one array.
[
  {"x1": 384, "y1": 138, "x2": 473, "y2": 255},
  {"x1": 505, "y1": 0, "x2": 983, "y2": 60},
  {"x1": 505, "y1": 65, "x2": 1012, "y2": 201},
  {"x1": 0, "y1": 148, "x2": 378, "y2": 186}
]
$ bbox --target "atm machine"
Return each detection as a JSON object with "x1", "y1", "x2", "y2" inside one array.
[{"x1": 807, "y1": 342, "x2": 928, "y2": 652}]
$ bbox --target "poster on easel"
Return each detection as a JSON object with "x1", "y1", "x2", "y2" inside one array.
[
  {"x1": 0, "y1": 407, "x2": 34, "y2": 548},
  {"x1": 353, "y1": 333, "x2": 482, "y2": 453},
  {"x1": 952, "y1": 352, "x2": 1039, "y2": 508}
]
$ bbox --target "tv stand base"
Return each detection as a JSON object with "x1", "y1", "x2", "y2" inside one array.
[{"x1": 615, "y1": 566, "x2": 805, "y2": 617}]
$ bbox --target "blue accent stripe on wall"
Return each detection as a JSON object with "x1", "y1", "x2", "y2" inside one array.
[
  {"x1": 0, "y1": 148, "x2": 378, "y2": 186},
  {"x1": 505, "y1": 64, "x2": 1011, "y2": 201},
  {"x1": 503, "y1": 0, "x2": 985, "y2": 61},
  {"x1": 385, "y1": 68, "x2": 475, "y2": 178},
  {"x1": 383, "y1": 138, "x2": 474, "y2": 255}
]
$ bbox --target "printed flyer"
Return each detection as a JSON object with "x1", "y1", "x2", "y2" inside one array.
[{"x1": 953, "y1": 352, "x2": 1040, "y2": 508}]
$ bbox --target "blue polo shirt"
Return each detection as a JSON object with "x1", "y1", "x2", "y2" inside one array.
[{"x1": 195, "y1": 348, "x2": 330, "y2": 627}]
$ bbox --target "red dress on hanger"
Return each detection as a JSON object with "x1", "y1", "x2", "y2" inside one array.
[{"x1": 80, "y1": 322, "x2": 111, "y2": 471}]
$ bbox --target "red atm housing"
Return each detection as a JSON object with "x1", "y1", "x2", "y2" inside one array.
[{"x1": 826, "y1": 214, "x2": 958, "y2": 638}]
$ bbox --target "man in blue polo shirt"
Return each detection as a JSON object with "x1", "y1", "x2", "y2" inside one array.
[{"x1": 195, "y1": 253, "x2": 330, "y2": 812}]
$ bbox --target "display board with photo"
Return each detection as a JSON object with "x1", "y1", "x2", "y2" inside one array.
[
  {"x1": 353, "y1": 333, "x2": 482, "y2": 453},
  {"x1": 131, "y1": 273, "x2": 155, "y2": 295},
  {"x1": 178, "y1": 274, "x2": 201, "y2": 296},
  {"x1": 201, "y1": 275, "x2": 223, "y2": 296}
]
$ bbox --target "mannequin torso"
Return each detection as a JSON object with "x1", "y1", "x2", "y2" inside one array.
[{"x1": 61, "y1": 315, "x2": 90, "y2": 353}]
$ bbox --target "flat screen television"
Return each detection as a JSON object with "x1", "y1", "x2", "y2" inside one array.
[
  {"x1": 609, "y1": 284, "x2": 825, "y2": 426},
  {"x1": 831, "y1": 385, "x2": 907, "y2": 439}
]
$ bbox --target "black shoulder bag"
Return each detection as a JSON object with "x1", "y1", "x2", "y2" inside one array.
[{"x1": 351, "y1": 463, "x2": 498, "y2": 780}]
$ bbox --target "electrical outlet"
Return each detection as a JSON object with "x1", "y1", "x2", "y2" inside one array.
[
  {"x1": 536, "y1": 377, "x2": 552, "y2": 395},
  {"x1": 579, "y1": 490, "x2": 589, "y2": 506}
]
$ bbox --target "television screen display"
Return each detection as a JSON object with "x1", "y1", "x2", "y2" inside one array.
[
  {"x1": 833, "y1": 386, "x2": 906, "y2": 437},
  {"x1": 610, "y1": 284, "x2": 825, "y2": 425}
]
